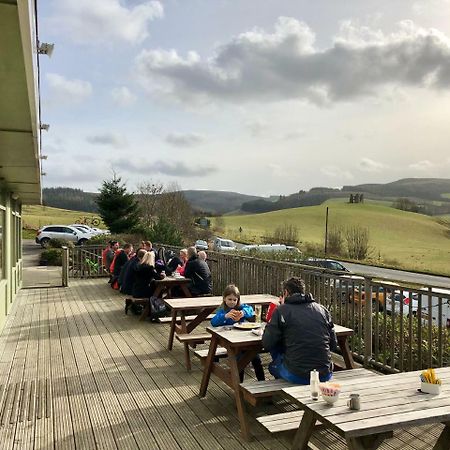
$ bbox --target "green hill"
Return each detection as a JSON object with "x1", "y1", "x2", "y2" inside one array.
[{"x1": 213, "y1": 199, "x2": 450, "y2": 276}]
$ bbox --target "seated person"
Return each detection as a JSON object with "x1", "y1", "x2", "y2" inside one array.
[
  {"x1": 132, "y1": 251, "x2": 164, "y2": 299},
  {"x1": 262, "y1": 277, "x2": 337, "y2": 384},
  {"x1": 166, "y1": 248, "x2": 187, "y2": 275},
  {"x1": 184, "y1": 247, "x2": 212, "y2": 296},
  {"x1": 211, "y1": 284, "x2": 264, "y2": 381}
]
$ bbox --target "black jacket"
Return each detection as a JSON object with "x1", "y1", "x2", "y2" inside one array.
[
  {"x1": 262, "y1": 293, "x2": 337, "y2": 378},
  {"x1": 132, "y1": 263, "x2": 162, "y2": 298},
  {"x1": 113, "y1": 250, "x2": 129, "y2": 278},
  {"x1": 184, "y1": 255, "x2": 212, "y2": 295},
  {"x1": 119, "y1": 256, "x2": 139, "y2": 295}
]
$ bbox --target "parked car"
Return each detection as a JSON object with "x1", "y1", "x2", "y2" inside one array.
[
  {"x1": 195, "y1": 239, "x2": 208, "y2": 250},
  {"x1": 213, "y1": 238, "x2": 236, "y2": 252},
  {"x1": 35, "y1": 225, "x2": 91, "y2": 247},
  {"x1": 301, "y1": 258, "x2": 351, "y2": 272},
  {"x1": 70, "y1": 224, "x2": 98, "y2": 236},
  {"x1": 384, "y1": 291, "x2": 420, "y2": 317}
]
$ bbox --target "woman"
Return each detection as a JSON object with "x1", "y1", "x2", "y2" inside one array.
[
  {"x1": 132, "y1": 251, "x2": 164, "y2": 299},
  {"x1": 167, "y1": 248, "x2": 188, "y2": 275}
]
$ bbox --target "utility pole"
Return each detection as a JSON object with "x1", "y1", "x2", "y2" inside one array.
[{"x1": 324, "y1": 207, "x2": 329, "y2": 256}]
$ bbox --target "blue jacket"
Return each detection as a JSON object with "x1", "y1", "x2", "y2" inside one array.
[{"x1": 211, "y1": 303, "x2": 255, "y2": 327}]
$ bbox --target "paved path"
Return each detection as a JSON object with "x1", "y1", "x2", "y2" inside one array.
[
  {"x1": 343, "y1": 262, "x2": 450, "y2": 289},
  {"x1": 22, "y1": 239, "x2": 62, "y2": 288}
]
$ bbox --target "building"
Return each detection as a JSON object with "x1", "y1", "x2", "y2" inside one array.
[{"x1": 0, "y1": 0, "x2": 42, "y2": 330}]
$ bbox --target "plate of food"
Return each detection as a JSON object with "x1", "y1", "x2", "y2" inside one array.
[{"x1": 233, "y1": 322, "x2": 262, "y2": 330}]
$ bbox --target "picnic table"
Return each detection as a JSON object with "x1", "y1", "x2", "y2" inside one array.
[
  {"x1": 283, "y1": 367, "x2": 450, "y2": 450},
  {"x1": 139, "y1": 275, "x2": 191, "y2": 321},
  {"x1": 199, "y1": 324, "x2": 356, "y2": 440},
  {"x1": 164, "y1": 294, "x2": 278, "y2": 351}
]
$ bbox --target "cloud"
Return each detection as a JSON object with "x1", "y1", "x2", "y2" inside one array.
[
  {"x1": 320, "y1": 165, "x2": 353, "y2": 180},
  {"x1": 135, "y1": 17, "x2": 450, "y2": 105},
  {"x1": 359, "y1": 157, "x2": 385, "y2": 172},
  {"x1": 111, "y1": 86, "x2": 137, "y2": 106},
  {"x1": 165, "y1": 132, "x2": 205, "y2": 147},
  {"x1": 46, "y1": 73, "x2": 92, "y2": 104},
  {"x1": 86, "y1": 132, "x2": 127, "y2": 148},
  {"x1": 408, "y1": 160, "x2": 435, "y2": 171},
  {"x1": 50, "y1": 0, "x2": 163, "y2": 45},
  {"x1": 113, "y1": 158, "x2": 216, "y2": 177},
  {"x1": 245, "y1": 120, "x2": 268, "y2": 137}
]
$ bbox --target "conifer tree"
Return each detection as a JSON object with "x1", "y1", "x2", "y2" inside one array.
[{"x1": 96, "y1": 174, "x2": 140, "y2": 233}]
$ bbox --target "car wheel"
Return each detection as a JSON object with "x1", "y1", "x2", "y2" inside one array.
[
  {"x1": 40, "y1": 237, "x2": 50, "y2": 248},
  {"x1": 78, "y1": 238, "x2": 88, "y2": 246}
]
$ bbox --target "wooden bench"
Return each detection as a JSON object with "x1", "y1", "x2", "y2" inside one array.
[
  {"x1": 175, "y1": 333, "x2": 211, "y2": 371},
  {"x1": 257, "y1": 411, "x2": 305, "y2": 434},
  {"x1": 193, "y1": 347, "x2": 228, "y2": 364},
  {"x1": 158, "y1": 314, "x2": 215, "y2": 324},
  {"x1": 240, "y1": 379, "x2": 296, "y2": 406}
]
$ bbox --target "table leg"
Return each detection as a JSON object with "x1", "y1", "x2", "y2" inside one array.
[
  {"x1": 347, "y1": 432, "x2": 392, "y2": 450},
  {"x1": 337, "y1": 335, "x2": 356, "y2": 369},
  {"x1": 181, "y1": 284, "x2": 192, "y2": 298},
  {"x1": 227, "y1": 347, "x2": 251, "y2": 441},
  {"x1": 168, "y1": 308, "x2": 178, "y2": 350},
  {"x1": 291, "y1": 410, "x2": 316, "y2": 450},
  {"x1": 199, "y1": 335, "x2": 218, "y2": 398},
  {"x1": 434, "y1": 422, "x2": 450, "y2": 450}
]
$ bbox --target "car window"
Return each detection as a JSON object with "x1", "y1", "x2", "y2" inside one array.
[
  {"x1": 44, "y1": 226, "x2": 60, "y2": 232},
  {"x1": 63, "y1": 227, "x2": 75, "y2": 233}
]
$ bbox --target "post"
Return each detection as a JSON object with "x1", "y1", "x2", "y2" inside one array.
[
  {"x1": 324, "y1": 207, "x2": 329, "y2": 256},
  {"x1": 62, "y1": 246, "x2": 69, "y2": 287},
  {"x1": 363, "y1": 276, "x2": 373, "y2": 366}
]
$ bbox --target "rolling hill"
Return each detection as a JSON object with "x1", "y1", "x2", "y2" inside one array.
[{"x1": 213, "y1": 198, "x2": 450, "y2": 276}]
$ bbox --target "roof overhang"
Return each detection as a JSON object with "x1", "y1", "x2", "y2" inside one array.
[{"x1": 0, "y1": 0, "x2": 42, "y2": 204}]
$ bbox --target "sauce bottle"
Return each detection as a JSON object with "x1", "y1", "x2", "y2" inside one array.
[{"x1": 310, "y1": 369, "x2": 319, "y2": 400}]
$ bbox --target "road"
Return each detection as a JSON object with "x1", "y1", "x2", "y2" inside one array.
[{"x1": 342, "y1": 261, "x2": 450, "y2": 289}]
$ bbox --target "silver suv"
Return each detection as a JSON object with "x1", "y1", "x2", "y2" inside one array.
[{"x1": 35, "y1": 225, "x2": 90, "y2": 247}]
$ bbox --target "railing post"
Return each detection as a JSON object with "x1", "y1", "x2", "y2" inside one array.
[
  {"x1": 364, "y1": 276, "x2": 373, "y2": 366},
  {"x1": 62, "y1": 246, "x2": 69, "y2": 287}
]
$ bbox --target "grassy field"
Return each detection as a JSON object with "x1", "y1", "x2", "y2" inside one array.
[
  {"x1": 212, "y1": 199, "x2": 450, "y2": 276},
  {"x1": 22, "y1": 205, "x2": 103, "y2": 230}
]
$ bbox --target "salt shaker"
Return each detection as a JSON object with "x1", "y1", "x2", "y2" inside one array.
[{"x1": 310, "y1": 369, "x2": 319, "y2": 400}]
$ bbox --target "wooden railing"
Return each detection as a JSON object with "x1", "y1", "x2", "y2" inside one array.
[{"x1": 66, "y1": 245, "x2": 450, "y2": 373}]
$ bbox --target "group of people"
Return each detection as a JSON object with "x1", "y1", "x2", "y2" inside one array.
[
  {"x1": 102, "y1": 240, "x2": 336, "y2": 385},
  {"x1": 102, "y1": 241, "x2": 213, "y2": 308},
  {"x1": 211, "y1": 277, "x2": 337, "y2": 385}
]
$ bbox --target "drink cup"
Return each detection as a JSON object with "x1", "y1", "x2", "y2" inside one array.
[
  {"x1": 347, "y1": 393, "x2": 360, "y2": 410},
  {"x1": 254, "y1": 305, "x2": 262, "y2": 323}
]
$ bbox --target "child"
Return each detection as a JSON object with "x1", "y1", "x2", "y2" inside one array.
[{"x1": 211, "y1": 285, "x2": 265, "y2": 381}]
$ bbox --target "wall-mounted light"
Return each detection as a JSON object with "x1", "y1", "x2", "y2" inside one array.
[
  {"x1": 40, "y1": 123, "x2": 50, "y2": 131},
  {"x1": 37, "y1": 42, "x2": 54, "y2": 57},
  {"x1": 40, "y1": 155, "x2": 48, "y2": 160},
  {"x1": 41, "y1": 172, "x2": 47, "y2": 176},
  {"x1": 11, "y1": 193, "x2": 19, "y2": 201}
]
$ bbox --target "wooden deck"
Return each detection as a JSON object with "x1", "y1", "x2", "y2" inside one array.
[{"x1": 0, "y1": 278, "x2": 444, "y2": 449}]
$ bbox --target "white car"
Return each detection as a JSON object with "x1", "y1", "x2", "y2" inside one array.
[
  {"x1": 195, "y1": 239, "x2": 209, "y2": 250},
  {"x1": 213, "y1": 238, "x2": 236, "y2": 252},
  {"x1": 70, "y1": 224, "x2": 100, "y2": 236},
  {"x1": 35, "y1": 225, "x2": 91, "y2": 247},
  {"x1": 384, "y1": 291, "x2": 420, "y2": 316}
]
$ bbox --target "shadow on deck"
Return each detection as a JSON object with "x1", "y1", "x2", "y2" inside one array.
[{"x1": 0, "y1": 279, "x2": 443, "y2": 449}]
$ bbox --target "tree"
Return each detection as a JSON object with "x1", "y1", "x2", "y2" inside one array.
[
  {"x1": 136, "y1": 180, "x2": 164, "y2": 227},
  {"x1": 96, "y1": 174, "x2": 140, "y2": 233}
]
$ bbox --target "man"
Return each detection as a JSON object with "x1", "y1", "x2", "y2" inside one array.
[
  {"x1": 102, "y1": 240, "x2": 118, "y2": 274},
  {"x1": 262, "y1": 277, "x2": 337, "y2": 384},
  {"x1": 110, "y1": 243, "x2": 133, "y2": 289},
  {"x1": 198, "y1": 250, "x2": 207, "y2": 261},
  {"x1": 184, "y1": 246, "x2": 212, "y2": 296}
]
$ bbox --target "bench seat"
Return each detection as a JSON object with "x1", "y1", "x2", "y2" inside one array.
[
  {"x1": 240, "y1": 379, "x2": 296, "y2": 406},
  {"x1": 257, "y1": 411, "x2": 305, "y2": 433},
  {"x1": 158, "y1": 314, "x2": 215, "y2": 324},
  {"x1": 175, "y1": 333, "x2": 211, "y2": 343},
  {"x1": 193, "y1": 347, "x2": 228, "y2": 360}
]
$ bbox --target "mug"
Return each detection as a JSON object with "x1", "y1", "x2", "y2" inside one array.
[{"x1": 347, "y1": 393, "x2": 360, "y2": 410}]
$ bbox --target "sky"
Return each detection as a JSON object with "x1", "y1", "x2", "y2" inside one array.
[{"x1": 37, "y1": 0, "x2": 450, "y2": 196}]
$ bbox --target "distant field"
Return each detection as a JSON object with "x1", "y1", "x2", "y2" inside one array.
[
  {"x1": 22, "y1": 205, "x2": 103, "y2": 230},
  {"x1": 212, "y1": 199, "x2": 450, "y2": 276}
]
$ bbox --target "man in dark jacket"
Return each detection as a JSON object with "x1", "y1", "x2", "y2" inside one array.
[
  {"x1": 184, "y1": 247, "x2": 212, "y2": 296},
  {"x1": 262, "y1": 277, "x2": 337, "y2": 384}
]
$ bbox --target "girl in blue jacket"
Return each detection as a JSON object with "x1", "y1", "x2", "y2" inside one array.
[{"x1": 211, "y1": 284, "x2": 265, "y2": 381}]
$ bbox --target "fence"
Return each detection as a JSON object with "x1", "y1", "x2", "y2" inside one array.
[{"x1": 66, "y1": 245, "x2": 450, "y2": 373}]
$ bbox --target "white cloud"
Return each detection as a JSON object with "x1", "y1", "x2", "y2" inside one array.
[
  {"x1": 321, "y1": 165, "x2": 353, "y2": 180},
  {"x1": 111, "y1": 87, "x2": 137, "y2": 107},
  {"x1": 359, "y1": 157, "x2": 385, "y2": 172},
  {"x1": 165, "y1": 132, "x2": 205, "y2": 147},
  {"x1": 135, "y1": 17, "x2": 450, "y2": 105},
  {"x1": 86, "y1": 132, "x2": 127, "y2": 148},
  {"x1": 50, "y1": 0, "x2": 163, "y2": 45},
  {"x1": 46, "y1": 73, "x2": 92, "y2": 104},
  {"x1": 245, "y1": 120, "x2": 268, "y2": 137},
  {"x1": 408, "y1": 160, "x2": 435, "y2": 171}
]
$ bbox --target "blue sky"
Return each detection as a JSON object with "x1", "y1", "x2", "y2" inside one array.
[{"x1": 38, "y1": 0, "x2": 450, "y2": 195}]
